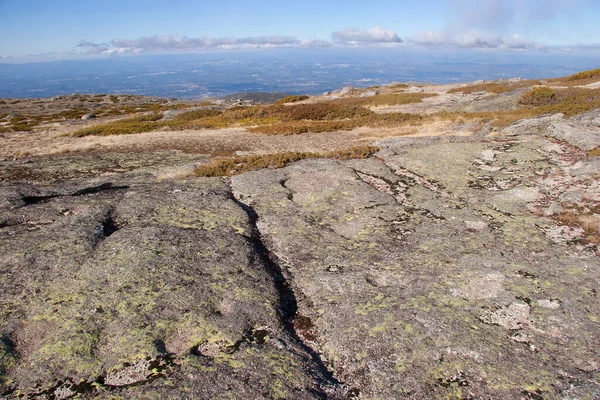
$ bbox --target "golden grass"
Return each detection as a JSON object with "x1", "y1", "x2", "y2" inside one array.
[
  {"x1": 519, "y1": 86, "x2": 557, "y2": 106},
  {"x1": 448, "y1": 80, "x2": 539, "y2": 95},
  {"x1": 588, "y1": 148, "x2": 600, "y2": 157},
  {"x1": 332, "y1": 93, "x2": 436, "y2": 107},
  {"x1": 275, "y1": 95, "x2": 309, "y2": 104},
  {"x1": 70, "y1": 113, "x2": 164, "y2": 137},
  {"x1": 566, "y1": 68, "x2": 600, "y2": 81},
  {"x1": 248, "y1": 112, "x2": 423, "y2": 135},
  {"x1": 194, "y1": 146, "x2": 379, "y2": 177},
  {"x1": 437, "y1": 87, "x2": 600, "y2": 128}
]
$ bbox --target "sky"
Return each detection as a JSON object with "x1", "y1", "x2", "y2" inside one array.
[{"x1": 1, "y1": 0, "x2": 600, "y2": 61}]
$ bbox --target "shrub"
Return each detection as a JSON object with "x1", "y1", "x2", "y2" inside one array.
[
  {"x1": 275, "y1": 95, "x2": 309, "y2": 104},
  {"x1": 588, "y1": 148, "x2": 600, "y2": 157},
  {"x1": 70, "y1": 113, "x2": 164, "y2": 137},
  {"x1": 566, "y1": 68, "x2": 600, "y2": 81},
  {"x1": 332, "y1": 93, "x2": 436, "y2": 107},
  {"x1": 170, "y1": 109, "x2": 223, "y2": 123},
  {"x1": 448, "y1": 81, "x2": 539, "y2": 95},
  {"x1": 519, "y1": 86, "x2": 557, "y2": 106},
  {"x1": 194, "y1": 146, "x2": 379, "y2": 177}
]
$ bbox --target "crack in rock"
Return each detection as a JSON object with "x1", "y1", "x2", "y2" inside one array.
[{"x1": 227, "y1": 180, "x2": 344, "y2": 398}]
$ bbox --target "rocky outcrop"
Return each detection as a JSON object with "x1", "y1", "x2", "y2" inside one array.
[{"x1": 1, "y1": 109, "x2": 599, "y2": 399}]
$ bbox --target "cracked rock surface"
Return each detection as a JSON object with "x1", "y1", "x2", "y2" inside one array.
[{"x1": 1, "y1": 110, "x2": 600, "y2": 399}]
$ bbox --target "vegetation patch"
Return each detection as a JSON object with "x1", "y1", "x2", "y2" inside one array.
[
  {"x1": 448, "y1": 80, "x2": 539, "y2": 95},
  {"x1": 274, "y1": 95, "x2": 309, "y2": 104},
  {"x1": 438, "y1": 87, "x2": 600, "y2": 128},
  {"x1": 565, "y1": 68, "x2": 600, "y2": 81},
  {"x1": 248, "y1": 112, "x2": 423, "y2": 135},
  {"x1": 333, "y1": 93, "x2": 436, "y2": 107},
  {"x1": 194, "y1": 146, "x2": 379, "y2": 177},
  {"x1": 70, "y1": 113, "x2": 165, "y2": 137},
  {"x1": 519, "y1": 86, "x2": 557, "y2": 107},
  {"x1": 588, "y1": 148, "x2": 600, "y2": 157}
]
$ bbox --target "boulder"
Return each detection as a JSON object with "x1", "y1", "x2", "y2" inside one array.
[
  {"x1": 359, "y1": 90, "x2": 379, "y2": 97},
  {"x1": 339, "y1": 86, "x2": 354, "y2": 95}
]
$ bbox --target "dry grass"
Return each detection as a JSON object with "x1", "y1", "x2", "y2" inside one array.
[
  {"x1": 448, "y1": 80, "x2": 539, "y2": 95},
  {"x1": 70, "y1": 113, "x2": 164, "y2": 137},
  {"x1": 248, "y1": 112, "x2": 424, "y2": 135},
  {"x1": 194, "y1": 146, "x2": 379, "y2": 177},
  {"x1": 437, "y1": 87, "x2": 600, "y2": 128},
  {"x1": 275, "y1": 95, "x2": 309, "y2": 104},
  {"x1": 554, "y1": 209, "x2": 600, "y2": 246},
  {"x1": 519, "y1": 86, "x2": 557, "y2": 106},
  {"x1": 588, "y1": 148, "x2": 600, "y2": 157},
  {"x1": 565, "y1": 68, "x2": 600, "y2": 81},
  {"x1": 332, "y1": 93, "x2": 436, "y2": 107}
]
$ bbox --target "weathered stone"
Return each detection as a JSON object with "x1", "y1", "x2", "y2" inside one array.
[{"x1": 81, "y1": 113, "x2": 96, "y2": 120}]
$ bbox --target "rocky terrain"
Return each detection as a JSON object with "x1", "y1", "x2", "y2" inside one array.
[{"x1": 1, "y1": 71, "x2": 599, "y2": 399}]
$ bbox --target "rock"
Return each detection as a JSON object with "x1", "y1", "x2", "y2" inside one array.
[
  {"x1": 559, "y1": 189, "x2": 583, "y2": 203},
  {"x1": 339, "y1": 86, "x2": 354, "y2": 95},
  {"x1": 359, "y1": 90, "x2": 379, "y2": 97},
  {"x1": 81, "y1": 113, "x2": 96, "y2": 120},
  {"x1": 500, "y1": 113, "x2": 563, "y2": 136},
  {"x1": 546, "y1": 120, "x2": 600, "y2": 151},
  {"x1": 2, "y1": 106, "x2": 600, "y2": 399},
  {"x1": 0, "y1": 178, "x2": 332, "y2": 398},
  {"x1": 408, "y1": 85, "x2": 424, "y2": 93},
  {"x1": 479, "y1": 302, "x2": 531, "y2": 330},
  {"x1": 537, "y1": 299, "x2": 561, "y2": 309}
]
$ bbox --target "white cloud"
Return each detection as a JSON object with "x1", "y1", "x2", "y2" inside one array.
[
  {"x1": 408, "y1": 30, "x2": 545, "y2": 50},
  {"x1": 100, "y1": 34, "x2": 301, "y2": 53},
  {"x1": 332, "y1": 27, "x2": 402, "y2": 43}
]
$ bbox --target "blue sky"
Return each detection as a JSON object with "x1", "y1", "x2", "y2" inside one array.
[{"x1": 1, "y1": 0, "x2": 599, "y2": 61}]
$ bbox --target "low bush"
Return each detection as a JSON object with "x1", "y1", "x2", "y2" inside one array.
[
  {"x1": 70, "y1": 113, "x2": 164, "y2": 137},
  {"x1": 333, "y1": 93, "x2": 436, "y2": 107},
  {"x1": 448, "y1": 80, "x2": 539, "y2": 95},
  {"x1": 519, "y1": 86, "x2": 557, "y2": 106},
  {"x1": 566, "y1": 68, "x2": 600, "y2": 81},
  {"x1": 275, "y1": 95, "x2": 309, "y2": 104},
  {"x1": 194, "y1": 146, "x2": 379, "y2": 177}
]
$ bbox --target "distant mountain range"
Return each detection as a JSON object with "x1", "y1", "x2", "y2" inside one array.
[{"x1": 1, "y1": 49, "x2": 599, "y2": 99}]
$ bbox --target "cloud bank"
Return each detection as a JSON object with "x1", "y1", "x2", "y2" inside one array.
[
  {"x1": 77, "y1": 34, "x2": 307, "y2": 54},
  {"x1": 408, "y1": 30, "x2": 546, "y2": 50},
  {"x1": 73, "y1": 22, "x2": 594, "y2": 58},
  {"x1": 332, "y1": 27, "x2": 402, "y2": 43}
]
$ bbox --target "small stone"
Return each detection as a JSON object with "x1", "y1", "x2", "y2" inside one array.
[
  {"x1": 408, "y1": 86, "x2": 423, "y2": 93},
  {"x1": 464, "y1": 220, "x2": 487, "y2": 231},
  {"x1": 537, "y1": 299, "x2": 561, "y2": 309},
  {"x1": 559, "y1": 190, "x2": 583, "y2": 203},
  {"x1": 480, "y1": 302, "x2": 530, "y2": 330},
  {"x1": 543, "y1": 202, "x2": 564, "y2": 217},
  {"x1": 81, "y1": 113, "x2": 96, "y2": 120},
  {"x1": 480, "y1": 150, "x2": 495, "y2": 162}
]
